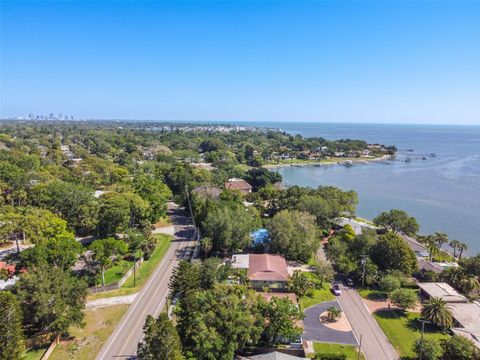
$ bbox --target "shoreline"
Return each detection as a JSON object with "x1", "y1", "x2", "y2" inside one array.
[{"x1": 263, "y1": 154, "x2": 393, "y2": 169}]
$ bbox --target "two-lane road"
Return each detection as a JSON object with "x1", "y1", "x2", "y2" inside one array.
[
  {"x1": 96, "y1": 204, "x2": 195, "y2": 359},
  {"x1": 337, "y1": 285, "x2": 398, "y2": 360}
]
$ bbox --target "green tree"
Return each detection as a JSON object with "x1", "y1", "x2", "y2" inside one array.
[
  {"x1": 30, "y1": 181, "x2": 99, "y2": 235},
  {"x1": 288, "y1": 270, "x2": 312, "y2": 297},
  {"x1": 370, "y1": 232, "x2": 418, "y2": 275},
  {"x1": 243, "y1": 168, "x2": 282, "y2": 191},
  {"x1": 421, "y1": 297, "x2": 453, "y2": 330},
  {"x1": 378, "y1": 275, "x2": 401, "y2": 294},
  {"x1": 14, "y1": 266, "x2": 87, "y2": 334},
  {"x1": 261, "y1": 297, "x2": 303, "y2": 346},
  {"x1": 0, "y1": 292, "x2": 25, "y2": 360},
  {"x1": 183, "y1": 285, "x2": 264, "y2": 360},
  {"x1": 168, "y1": 261, "x2": 201, "y2": 299},
  {"x1": 311, "y1": 260, "x2": 335, "y2": 287},
  {"x1": 19, "y1": 236, "x2": 82, "y2": 270},
  {"x1": 202, "y1": 203, "x2": 259, "y2": 253},
  {"x1": 389, "y1": 288, "x2": 418, "y2": 312},
  {"x1": 373, "y1": 209, "x2": 419, "y2": 236},
  {"x1": 441, "y1": 335, "x2": 479, "y2": 360},
  {"x1": 134, "y1": 174, "x2": 171, "y2": 222},
  {"x1": 137, "y1": 313, "x2": 184, "y2": 360},
  {"x1": 412, "y1": 338, "x2": 442, "y2": 360},
  {"x1": 89, "y1": 238, "x2": 128, "y2": 286},
  {"x1": 266, "y1": 210, "x2": 318, "y2": 263}
]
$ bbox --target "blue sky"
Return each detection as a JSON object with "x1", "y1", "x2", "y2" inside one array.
[{"x1": 1, "y1": 1, "x2": 479, "y2": 124}]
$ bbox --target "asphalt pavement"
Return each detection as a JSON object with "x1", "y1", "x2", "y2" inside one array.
[
  {"x1": 303, "y1": 300, "x2": 357, "y2": 345},
  {"x1": 336, "y1": 285, "x2": 398, "y2": 360},
  {"x1": 95, "y1": 203, "x2": 196, "y2": 360}
]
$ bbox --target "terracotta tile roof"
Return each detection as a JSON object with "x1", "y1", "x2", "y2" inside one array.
[
  {"x1": 248, "y1": 254, "x2": 289, "y2": 282},
  {"x1": 224, "y1": 179, "x2": 252, "y2": 191}
]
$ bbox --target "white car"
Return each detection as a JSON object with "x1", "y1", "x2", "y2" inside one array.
[{"x1": 332, "y1": 284, "x2": 342, "y2": 296}]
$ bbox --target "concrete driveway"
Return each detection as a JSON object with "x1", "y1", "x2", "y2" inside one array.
[{"x1": 303, "y1": 300, "x2": 358, "y2": 345}]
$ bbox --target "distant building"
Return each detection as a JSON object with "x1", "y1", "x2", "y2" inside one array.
[
  {"x1": 224, "y1": 178, "x2": 252, "y2": 194},
  {"x1": 240, "y1": 351, "x2": 306, "y2": 359}
]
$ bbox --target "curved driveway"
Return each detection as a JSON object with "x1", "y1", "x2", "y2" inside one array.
[{"x1": 303, "y1": 300, "x2": 357, "y2": 345}]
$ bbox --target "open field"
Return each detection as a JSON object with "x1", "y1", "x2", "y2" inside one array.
[
  {"x1": 49, "y1": 305, "x2": 129, "y2": 360},
  {"x1": 87, "y1": 234, "x2": 172, "y2": 300}
]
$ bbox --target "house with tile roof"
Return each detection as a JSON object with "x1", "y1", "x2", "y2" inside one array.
[{"x1": 248, "y1": 254, "x2": 289, "y2": 290}]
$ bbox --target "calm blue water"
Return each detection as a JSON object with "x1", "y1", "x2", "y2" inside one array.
[{"x1": 250, "y1": 122, "x2": 480, "y2": 254}]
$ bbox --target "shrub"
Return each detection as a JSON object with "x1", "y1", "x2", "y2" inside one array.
[{"x1": 315, "y1": 354, "x2": 347, "y2": 360}]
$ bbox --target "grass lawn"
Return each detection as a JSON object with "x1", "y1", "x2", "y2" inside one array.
[
  {"x1": 313, "y1": 342, "x2": 365, "y2": 360},
  {"x1": 88, "y1": 234, "x2": 172, "y2": 300},
  {"x1": 299, "y1": 283, "x2": 335, "y2": 310},
  {"x1": 100, "y1": 259, "x2": 134, "y2": 285},
  {"x1": 25, "y1": 345, "x2": 49, "y2": 360},
  {"x1": 357, "y1": 288, "x2": 388, "y2": 301},
  {"x1": 49, "y1": 304, "x2": 129, "y2": 360},
  {"x1": 373, "y1": 310, "x2": 450, "y2": 359}
]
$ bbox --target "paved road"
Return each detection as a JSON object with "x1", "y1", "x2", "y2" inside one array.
[
  {"x1": 336, "y1": 285, "x2": 398, "y2": 360},
  {"x1": 303, "y1": 300, "x2": 357, "y2": 345},
  {"x1": 96, "y1": 203, "x2": 196, "y2": 360}
]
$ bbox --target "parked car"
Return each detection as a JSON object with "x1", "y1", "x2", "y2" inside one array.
[
  {"x1": 332, "y1": 283, "x2": 342, "y2": 296},
  {"x1": 346, "y1": 278, "x2": 354, "y2": 287}
]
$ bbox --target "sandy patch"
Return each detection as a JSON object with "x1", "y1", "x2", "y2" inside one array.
[
  {"x1": 363, "y1": 298, "x2": 422, "y2": 314},
  {"x1": 319, "y1": 311, "x2": 352, "y2": 332}
]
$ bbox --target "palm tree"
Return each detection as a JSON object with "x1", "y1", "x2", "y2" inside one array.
[
  {"x1": 460, "y1": 277, "x2": 480, "y2": 294},
  {"x1": 326, "y1": 306, "x2": 342, "y2": 322},
  {"x1": 458, "y1": 242, "x2": 468, "y2": 259},
  {"x1": 433, "y1": 232, "x2": 448, "y2": 250},
  {"x1": 425, "y1": 236, "x2": 439, "y2": 261},
  {"x1": 421, "y1": 297, "x2": 453, "y2": 330},
  {"x1": 449, "y1": 240, "x2": 461, "y2": 258}
]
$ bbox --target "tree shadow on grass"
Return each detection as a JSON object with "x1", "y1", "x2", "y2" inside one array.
[
  {"x1": 364, "y1": 291, "x2": 388, "y2": 301},
  {"x1": 374, "y1": 309, "x2": 407, "y2": 319}
]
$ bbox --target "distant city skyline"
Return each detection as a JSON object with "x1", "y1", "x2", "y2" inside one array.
[{"x1": 1, "y1": 1, "x2": 479, "y2": 125}]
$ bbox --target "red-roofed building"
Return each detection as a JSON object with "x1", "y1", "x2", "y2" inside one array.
[
  {"x1": 248, "y1": 254, "x2": 289, "y2": 290},
  {"x1": 224, "y1": 178, "x2": 252, "y2": 194}
]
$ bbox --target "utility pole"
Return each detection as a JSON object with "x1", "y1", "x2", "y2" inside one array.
[
  {"x1": 360, "y1": 255, "x2": 368, "y2": 287},
  {"x1": 418, "y1": 318, "x2": 429, "y2": 360},
  {"x1": 357, "y1": 334, "x2": 363, "y2": 360}
]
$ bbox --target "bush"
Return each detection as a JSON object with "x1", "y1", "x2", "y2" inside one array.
[
  {"x1": 378, "y1": 275, "x2": 401, "y2": 293},
  {"x1": 390, "y1": 288, "x2": 418, "y2": 311},
  {"x1": 412, "y1": 338, "x2": 442, "y2": 360}
]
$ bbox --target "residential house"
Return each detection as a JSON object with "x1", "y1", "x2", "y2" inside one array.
[
  {"x1": 225, "y1": 178, "x2": 252, "y2": 195},
  {"x1": 248, "y1": 254, "x2": 289, "y2": 290}
]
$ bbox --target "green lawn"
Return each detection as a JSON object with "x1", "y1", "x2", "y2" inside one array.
[
  {"x1": 313, "y1": 342, "x2": 365, "y2": 360},
  {"x1": 25, "y1": 345, "x2": 49, "y2": 360},
  {"x1": 357, "y1": 288, "x2": 388, "y2": 301},
  {"x1": 88, "y1": 234, "x2": 172, "y2": 300},
  {"x1": 373, "y1": 310, "x2": 450, "y2": 358},
  {"x1": 299, "y1": 283, "x2": 335, "y2": 310},
  {"x1": 100, "y1": 259, "x2": 134, "y2": 285}
]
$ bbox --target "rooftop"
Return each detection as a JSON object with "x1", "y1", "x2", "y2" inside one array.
[
  {"x1": 231, "y1": 254, "x2": 250, "y2": 269},
  {"x1": 242, "y1": 351, "x2": 305, "y2": 360},
  {"x1": 418, "y1": 282, "x2": 468, "y2": 303},
  {"x1": 224, "y1": 178, "x2": 252, "y2": 191},
  {"x1": 449, "y1": 302, "x2": 480, "y2": 348},
  {"x1": 248, "y1": 254, "x2": 289, "y2": 282}
]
